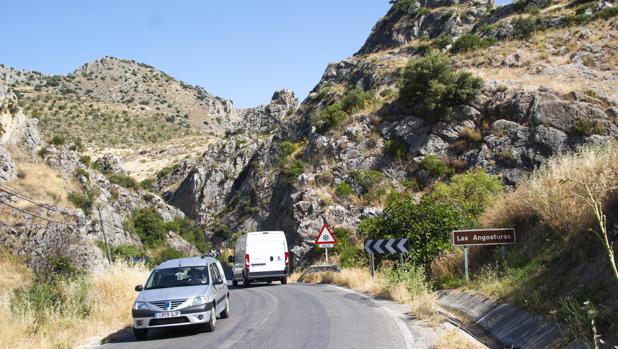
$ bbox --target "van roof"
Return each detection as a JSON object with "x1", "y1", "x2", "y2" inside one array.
[
  {"x1": 246, "y1": 231, "x2": 285, "y2": 235},
  {"x1": 155, "y1": 256, "x2": 218, "y2": 269}
]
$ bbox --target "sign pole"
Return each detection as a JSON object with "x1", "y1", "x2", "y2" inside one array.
[
  {"x1": 501, "y1": 245, "x2": 506, "y2": 263},
  {"x1": 370, "y1": 253, "x2": 375, "y2": 278},
  {"x1": 464, "y1": 246, "x2": 469, "y2": 282},
  {"x1": 325, "y1": 247, "x2": 329, "y2": 264},
  {"x1": 399, "y1": 253, "x2": 404, "y2": 268}
]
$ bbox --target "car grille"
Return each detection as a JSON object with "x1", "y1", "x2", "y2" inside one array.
[
  {"x1": 149, "y1": 299, "x2": 187, "y2": 310},
  {"x1": 149, "y1": 317, "x2": 190, "y2": 326}
]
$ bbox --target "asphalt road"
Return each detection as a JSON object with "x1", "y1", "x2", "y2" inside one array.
[{"x1": 101, "y1": 282, "x2": 412, "y2": 349}]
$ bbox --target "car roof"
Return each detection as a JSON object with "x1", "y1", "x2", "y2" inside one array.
[
  {"x1": 155, "y1": 257, "x2": 219, "y2": 270},
  {"x1": 246, "y1": 231, "x2": 285, "y2": 235}
]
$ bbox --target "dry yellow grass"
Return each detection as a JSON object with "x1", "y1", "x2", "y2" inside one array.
[
  {"x1": 0, "y1": 256, "x2": 149, "y2": 349},
  {"x1": 434, "y1": 328, "x2": 485, "y2": 349},
  {"x1": 297, "y1": 268, "x2": 442, "y2": 321},
  {"x1": 480, "y1": 141, "x2": 618, "y2": 236}
]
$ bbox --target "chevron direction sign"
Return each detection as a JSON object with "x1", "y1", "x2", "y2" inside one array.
[{"x1": 364, "y1": 239, "x2": 409, "y2": 254}]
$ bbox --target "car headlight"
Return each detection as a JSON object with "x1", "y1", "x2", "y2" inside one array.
[
  {"x1": 133, "y1": 301, "x2": 148, "y2": 311},
  {"x1": 191, "y1": 297, "x2": 206, "y2": 306}
]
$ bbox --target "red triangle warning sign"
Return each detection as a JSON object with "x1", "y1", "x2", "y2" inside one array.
[{"x1": 315, "y1": 224, "x2": 337, "y2": 245}]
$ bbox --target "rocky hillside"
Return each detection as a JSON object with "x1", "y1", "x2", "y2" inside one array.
[
  {"x1": 160, "y1": 0, "x2": 618, "y2": 263},
  {"x1": 1, "y1": 56, "x2": 238, "y2": 147},
  {"x1": 0, "y1": 86, "x2": 201, "y2": 271}
]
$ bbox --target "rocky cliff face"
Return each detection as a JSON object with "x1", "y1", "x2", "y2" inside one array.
[{"x1": 160, "y1": 0, "x2": 618, "y2": 263}]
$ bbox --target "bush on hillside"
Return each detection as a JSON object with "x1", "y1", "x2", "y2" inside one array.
[
  {"x1": 351, "y1": 169, "x2": 384, "y2": 196},
  {"x1": 313, "y1": 102, "x2": 348, "y2": 133},
  {"x1": 125, "y1": 208, "x2": 167, "y2": 248},
  {"x1": 420, "y1": 154, "x2": 453, "y2": 176},
  {"x1": 106, "y1": 173, "x2": 139, "y2": 190},
  {"x1": 431, "y1": 168, "x2": 503, "y2": 226},
  {"x1": 282, "y1": 159, "x2": 306, "y2": 184},
  {"x1": 335, "y1": 182, "x2": 354, "y2": 197},
  {"x1": 399, "y1": 53, "x2": 483, "y2": 121},
  {"x1": 450, "y1": 34, "x2": 497, "y2": 53},
  {"x1": 149, "y1": 247, "x2": 184, "y2": 268},
  {"x1": 512, "y1": 16, "x2": 541, "y2": 40},
  {"x1": 279, "y1": 141, "x2": 298, "y2": 159},
  {"x1": 384, "y1": 139, "x2": 408, "y2": 160},
  {"x1": 333, "y1": 228, "x2": 364, "y2": 268},
  {"x1": 166, "y1": 216, "x2": 209, "y2": 252},
  {"x1": 340, "y1": 88, "x2": 376, "y2": 114},
  {"x1": 358, "y1": 195, "x2": 465, "y2": 267}
]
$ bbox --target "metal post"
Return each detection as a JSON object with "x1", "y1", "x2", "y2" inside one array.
[
  {"x1": 325, "y1": 247, "x2": 328, "y2": 264},
  {"x1": 370, "y1": 253, "x2": 375, "y2": 278},
  {"x1": 464, "y1": 246, "x2": 469, "y2": 282},
  {"x1": 501, "y1": 245, "x2": 506, "y2": 263},
  {"x1": 98, "y1": 206, "x2": 112, "y2": 265},
  {"x1": 399, "y1": 253, "x2": 404, "y2": 268}
]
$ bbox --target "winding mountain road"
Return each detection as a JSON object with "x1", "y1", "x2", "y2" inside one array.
[{"x1": 100, "y1": 281, "x2": 430, "y2": 349}]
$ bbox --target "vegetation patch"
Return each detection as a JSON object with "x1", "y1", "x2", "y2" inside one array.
[
  {"x1": 450, "y1": 34, "x2": 497, "y2": 53},
  {"x1": 399, "y1": 53, "x2": 483, "y2": 122}
]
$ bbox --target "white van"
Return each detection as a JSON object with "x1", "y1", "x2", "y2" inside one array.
[{"x1": 229, "y1": 231, "x2": 289, "y2": 287}]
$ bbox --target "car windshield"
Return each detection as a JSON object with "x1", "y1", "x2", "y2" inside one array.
[{"x1": 144, "y1": 266, "x2": 209, "y2": 289}]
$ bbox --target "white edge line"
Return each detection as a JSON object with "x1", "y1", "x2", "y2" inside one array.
[{"x1": 326, "y1": 284, "x2": 416, "y2": 349}]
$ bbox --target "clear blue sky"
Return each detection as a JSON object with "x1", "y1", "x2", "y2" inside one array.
[{"x1": 0, "y1": 1, "x2": 511, "y2": 108}]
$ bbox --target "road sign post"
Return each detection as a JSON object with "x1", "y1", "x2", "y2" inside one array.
[
  {"x1": 314, "y1": 224, "x2": 337, "y2": 264},
  {"x1": 452, "y1": 228, "x2": 516, "y2": 282},
  {"x1": 364, "y1": 238, "x2": 409, "y2": 278}
]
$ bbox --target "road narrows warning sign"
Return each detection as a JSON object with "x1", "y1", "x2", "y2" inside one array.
[{"x1": 314, "y1": 224, "x2": 337, "y2": 245}]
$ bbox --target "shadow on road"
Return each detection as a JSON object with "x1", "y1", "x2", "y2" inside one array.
[{"x1": 103, "y1": 324, "x2": 207, "y2": 344}]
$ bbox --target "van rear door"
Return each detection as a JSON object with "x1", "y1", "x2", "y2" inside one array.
[{"x1": 247, "y1": 234, "x2": 286, "y2": 273}]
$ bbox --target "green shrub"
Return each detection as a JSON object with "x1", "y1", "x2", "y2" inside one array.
[
  {"x1": 450, "y1": 34, "x2": 497, "y2": 53},
  {"x1": 149, "y1": 247, "x2": 184, "y2": 268},
  {"x1": 431, "y1": 34, "x2": 453, "y2": 50},
  {"x1": 399, "y1": 53, "x2": 483, "y2": 121},
  {"x1": 50, "y1": 135, "x2": 66, "y2": 146},
  {"x1": 68, "y1": 189, "x2": 96, "y2": 216},
  {"x1": 125, "y1": 208, "x2": 167, "y2": 248},
  {"x1": 166, "y1": 216, "x2": 209, "y2": 252},
  {"x1": 333, "y1": 228, "x2": 364, "y2": 268},
  {"x1": 140, "y1": 178, "x2": 155, "y2": 191},
  {"x1": 282, "y1": 160, "x2": 306, "y2": 184},
  {"x1": 340, "y1": 88, "x2": 376, "y2": 114},
  {"x1": 11, "y1": 283, "x2": 65, "y2": 313},
  {"x1": 313, "y1": 102, "x2": 348, "y2": 133},
  {"x1": 110, "y1": 244, "x2": 144, "y2": 261},
  {"x1": 213, "y1": 224, "x2": 234, "y2": 241},
  {"x1": 79, "y1": 155, "x2": 91, "y2": 166},
  {"x1": 335, "y1": 182, "x2": 354, "y2": 197},
  {"x1": 430, "y1": 168, "x2": 503, "y2": 225},
  {"x1": 512, "y1": 16, "x2": 540, "y2": 40},
  {"x1": 279, "y1": 141, "x2": 297, "y2": 159},
  {"x1": 75, "y1": 168, "x2": 89, "y2": 179},
  {"x1": 594, "y1": 6, "x2": 618, "y2": 20},
  {"x1": 384, "y1": 140, "x2": 408, "y2": 160},
  {"x1": 351, "y1": 170, "x2": 384, "y2": 195},
  {"x1": 384, "y1": 263, "x2": 430, "y2": 297},
  {"x1": 107, "y1": 173, "x2": 139, "y2": 190},
  {"x1": 358, "y1": 195, "x2": 465, "y2": 267},
  {"x1": 574, "y1": 119, "x2": 606, "y2": 136},
  {"x1": 420, "y1": 154, "x2": 453, "y2": 176},
  {"x1": 390, "y1": 0, "x2": 416, "y2": 14}
]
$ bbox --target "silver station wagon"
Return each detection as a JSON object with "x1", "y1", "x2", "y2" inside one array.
[{"x1": 131, "y1": 256, "x2": 230, "y2": 340}]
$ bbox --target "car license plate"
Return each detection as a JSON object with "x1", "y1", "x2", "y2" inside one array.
[{"x1": 155, "y1": 311, "x2": 180, "y2": 318}]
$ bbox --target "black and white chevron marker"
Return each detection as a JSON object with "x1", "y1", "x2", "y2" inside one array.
[{"x1": 364, "y1": 239, "x2": 409, "y2": 254}]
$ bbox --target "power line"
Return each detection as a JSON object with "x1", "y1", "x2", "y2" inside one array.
[
  {"x1": 0, "y1": 199, "x2": 71, "y2": 226},
  {"x1": 0, "y1": 184, "x2": 71, "y2": 216}
]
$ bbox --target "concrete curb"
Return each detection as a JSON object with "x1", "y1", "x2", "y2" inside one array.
[{"x1": 436, "y1": 290, "x2": 587, "y2": 349}]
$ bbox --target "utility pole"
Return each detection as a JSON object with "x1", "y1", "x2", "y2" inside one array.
[{"x1": 98, "y1": 206, "x2": 112, "y2": 264}]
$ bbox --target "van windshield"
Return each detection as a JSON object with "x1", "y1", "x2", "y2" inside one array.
[{"x1": 144, "y1": 266, "x2": 209, "y2": 290}]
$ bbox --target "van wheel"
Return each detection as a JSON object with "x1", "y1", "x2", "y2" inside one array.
[
  {"x1": 280, "y1": 277, "x2": 287, "y2": 285},
  {"x1": 133, "y1": 327, "x2": 148, "y2": 341},
  {"x1": 220, "y1": 295, "x2": 230, "y2": 319},
  {"x1": 267, "y1": 280, "x2": 272, "y2": 284},
  {"x1": 204, "y1": 303, "x2": 217, "y2": 332},
  {"x1": 232, "y1": 279, "x2": 238, "y2": 286}
]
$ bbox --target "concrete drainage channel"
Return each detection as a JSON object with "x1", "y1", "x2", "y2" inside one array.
[{"x1": 435, "y1": 290, "x2": 588, "y2": 349}]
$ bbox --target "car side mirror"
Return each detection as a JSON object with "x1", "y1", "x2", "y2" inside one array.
[
  {"x1": 228, "y1": 256, "x2": 234, "y2": 263},
  {"x1": 214, "y1": 278, "x2": 224, "y2": 285},
  {"x1": 135, "y1": 285, "x2": 143, "y2": 291}
]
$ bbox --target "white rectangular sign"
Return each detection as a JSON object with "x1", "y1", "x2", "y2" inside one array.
[{"x1": 317, "y1": 244, "x2": 334, "y2": 248}]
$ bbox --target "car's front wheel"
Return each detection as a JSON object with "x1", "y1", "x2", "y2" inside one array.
[
  {"x1": 204, "y1": 303, "x2": 217, "y2": 332},
  {"x1": 220, "y1": 295, "x2": 230, "y2": 319},
  {"x1": 133, "y1": 327, "x2": 148, "y2": 341}
]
